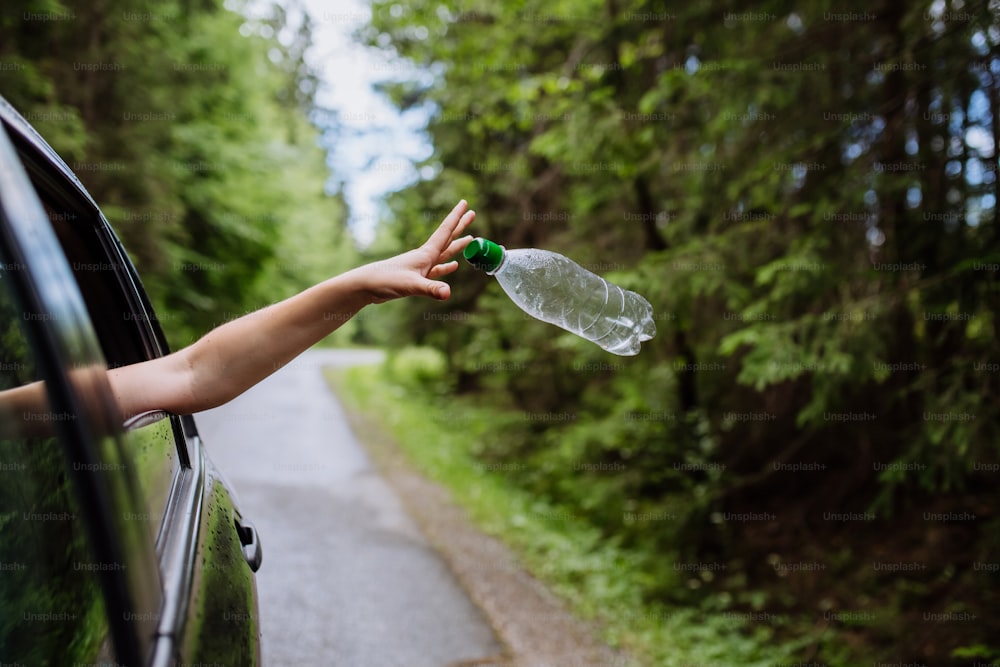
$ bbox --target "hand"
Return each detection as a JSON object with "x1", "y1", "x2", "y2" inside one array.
[{"x1": 356, "y1": 199, "x2": 476, "y2": 304}]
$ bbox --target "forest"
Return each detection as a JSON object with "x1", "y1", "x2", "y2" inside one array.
[
  {"x1": 2, "y1": 0, "x2": 998, "y2": 664},
  {"x1": 356, "y1": 0, "x2": 999, "y2": 663},
  {"x1": 0, "y1": 0, "x2": 356, "y2": 347}
]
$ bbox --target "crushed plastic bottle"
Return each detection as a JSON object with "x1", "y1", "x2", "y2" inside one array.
[{"x1": 463, "y1": 237, "x2": 656, "y2": 356}]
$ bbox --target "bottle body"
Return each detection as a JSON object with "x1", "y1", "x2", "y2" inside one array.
[{"x1": 492, "y1": 248, "x2": 655, "y2": 356}]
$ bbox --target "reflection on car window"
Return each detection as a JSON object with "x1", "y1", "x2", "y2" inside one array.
[
  {"x1": 0, "y1": 263, "x2": 115, "y2": 663},
  {"x1": 124, "y1": 413, "x2": 180, "y2": 546}
]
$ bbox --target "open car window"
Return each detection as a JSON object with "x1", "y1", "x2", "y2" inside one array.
[{"x1": 13, "y1": 141, "x2": 189, "y2": 548}]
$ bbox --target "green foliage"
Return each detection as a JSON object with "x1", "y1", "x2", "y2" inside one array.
[
  {"x1": 952, "y1": 644, "x2": 1000, "y2": 662},
  {"x1": 0, "y1": 0, "x2": 354, "y2": 347},
  {"x1": 384, "y1": 345, "x2": 454, "y2": 397},
  {"x1": 332, "y1": 361, "x2": 840, "y2": 666},
  {"x1": 359, "y1": 0, "x2": 999, "y2": 662},
  {"x1": 0, "y1": 436, "x2": 109, "y2": 664}
]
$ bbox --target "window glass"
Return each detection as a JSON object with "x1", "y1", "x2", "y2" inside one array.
[
  {"x1": 29, "y1": 176, "x2": 184, "y2": 544},
  {"x1": 123, "y1": 413, "x2": 180, "y2": 546},
  {"x1": 0, "y1": 262, "x2": 115, "y2": 663}
]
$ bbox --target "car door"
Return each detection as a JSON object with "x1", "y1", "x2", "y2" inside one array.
[{"x1": 0, "y1": 98, "x2": 260, "y2": 665}]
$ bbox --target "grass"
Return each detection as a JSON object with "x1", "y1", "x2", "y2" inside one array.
[{"x1": 325, "y1": 355, "x2": 838, "y2": 667}]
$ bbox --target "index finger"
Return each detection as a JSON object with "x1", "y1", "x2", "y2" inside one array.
[{"x1": 426, "y1": 199, "x2": 469, "y2": 251}]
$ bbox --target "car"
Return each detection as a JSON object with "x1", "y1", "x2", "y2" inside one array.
[{"x1": 0, "y1": 95, "x2": 262, "y2": 666}]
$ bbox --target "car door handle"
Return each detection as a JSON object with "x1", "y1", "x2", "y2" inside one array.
[{"x1": 234, "y1": 518, "x2": 263, "y2": 572}]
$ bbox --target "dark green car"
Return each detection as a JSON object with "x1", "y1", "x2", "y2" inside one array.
[{"x1": 0, "y1": 96, "x2": 262, "y2": 665}]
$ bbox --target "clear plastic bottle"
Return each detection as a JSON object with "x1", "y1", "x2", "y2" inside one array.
[{"x1": 463, "y1": 237, "x2": 656, "y2": 356}]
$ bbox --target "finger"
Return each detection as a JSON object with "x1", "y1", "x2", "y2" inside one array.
[
  {"x1": 454, "y1": 209, "x2": 475, "y2": 238},
  {"x1": 420, "y1": 279, "x2": 450, "y2": 301},
  {"x1": 428, "y1": 260, "x2": 459, "y2": 279},
  {"x1": 426, "y1": 199, "x2": 468, "y2": 251},
  {"x1": 437, "y1": 234, "x2": 475, "y2": 264}
]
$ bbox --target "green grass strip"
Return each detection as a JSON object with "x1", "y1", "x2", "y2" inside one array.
[{"x1": 326, "y1": 361, "x2": 827, "y2": 667}]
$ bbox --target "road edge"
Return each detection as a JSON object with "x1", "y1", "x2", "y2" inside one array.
[{"x1": 327, "y1": 368, "x2": 635, "y2": 667}]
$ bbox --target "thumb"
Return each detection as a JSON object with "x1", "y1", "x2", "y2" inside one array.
[{"x1": 423, "y1": 280, "x2": 450, "y2": 301}]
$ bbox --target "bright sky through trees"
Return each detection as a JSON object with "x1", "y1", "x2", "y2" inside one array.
[{"x1": 292, "y1": 0, "x2": 433, "y2": 246}]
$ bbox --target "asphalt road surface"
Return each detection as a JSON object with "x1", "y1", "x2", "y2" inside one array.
[{"x1": 195, "y1": 348, "x2": 505, "y2": 666}]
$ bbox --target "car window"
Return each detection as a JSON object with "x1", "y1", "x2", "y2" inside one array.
[
  {"x1": 0, "y1": 262, "x2": 116, "y2": 664},
  {"x1": 40, "y1": 194, "x2": 159, "y2": 370},
  {"x1": 125, "y1": 412, "x2": 181, "y2": 546},
  {"x1": 26, "y1": 176, "x2": 185, "y2": 547}
]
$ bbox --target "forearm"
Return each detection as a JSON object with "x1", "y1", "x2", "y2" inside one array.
[
  {"x1": 178, "y1": 268, "x2": 372, "y2": 412},
  {"x1": 0, "y1": 380, "x2": 54, "y2": 438},
  {"x1": 3, "y1": 269, "x2": 366, "y2": 430},
  {"x1": 105, "y1": 267, "x2": 374, "y2": 418}
]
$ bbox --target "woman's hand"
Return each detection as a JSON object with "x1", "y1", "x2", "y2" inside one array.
[{"x1": 351, "y1": 199, "x2": 476, "y2": 304}]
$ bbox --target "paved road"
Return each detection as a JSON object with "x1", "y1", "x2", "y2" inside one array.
[{"x1": 194, "y1": 348, "x2": 504, "y2": 666}]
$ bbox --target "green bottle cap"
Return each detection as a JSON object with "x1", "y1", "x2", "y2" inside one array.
[{"x1": 463, "y1": 237, "x2": 505, "y2": 273}]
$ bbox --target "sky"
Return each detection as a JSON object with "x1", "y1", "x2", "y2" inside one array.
[{"x1": 292, "y1": 0, "x2": 433, "y2": 246}]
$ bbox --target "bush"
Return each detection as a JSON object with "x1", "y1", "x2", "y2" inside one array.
[{"x1": 384, "y1": 346, "x2": 453, "y2": 398}]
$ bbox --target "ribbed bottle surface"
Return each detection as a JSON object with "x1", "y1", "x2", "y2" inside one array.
[{"x1": 493, "y1": 248, "x2": 655, "y2": 356}]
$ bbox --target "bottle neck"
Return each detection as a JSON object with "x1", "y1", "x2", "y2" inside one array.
[{"x1": 485, "y1": 247, "x2": 507, "y2": 275}]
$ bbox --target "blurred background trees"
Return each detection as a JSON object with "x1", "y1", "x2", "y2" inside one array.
[{"x1": 0, "y1": 0, "x2": 355, "y2": 346}]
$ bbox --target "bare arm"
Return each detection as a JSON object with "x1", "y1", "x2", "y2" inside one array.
[{"x1": 107, "y1": 200, "x2": 476, "y2": 417}]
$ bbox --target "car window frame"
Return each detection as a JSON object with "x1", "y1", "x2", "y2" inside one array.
[
  {"x1": 1, "y1": 94, "x2": 251, "y2": 666},
  {"x1": 0, "y1": 116, "x2": 161, "y2": 665}
]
